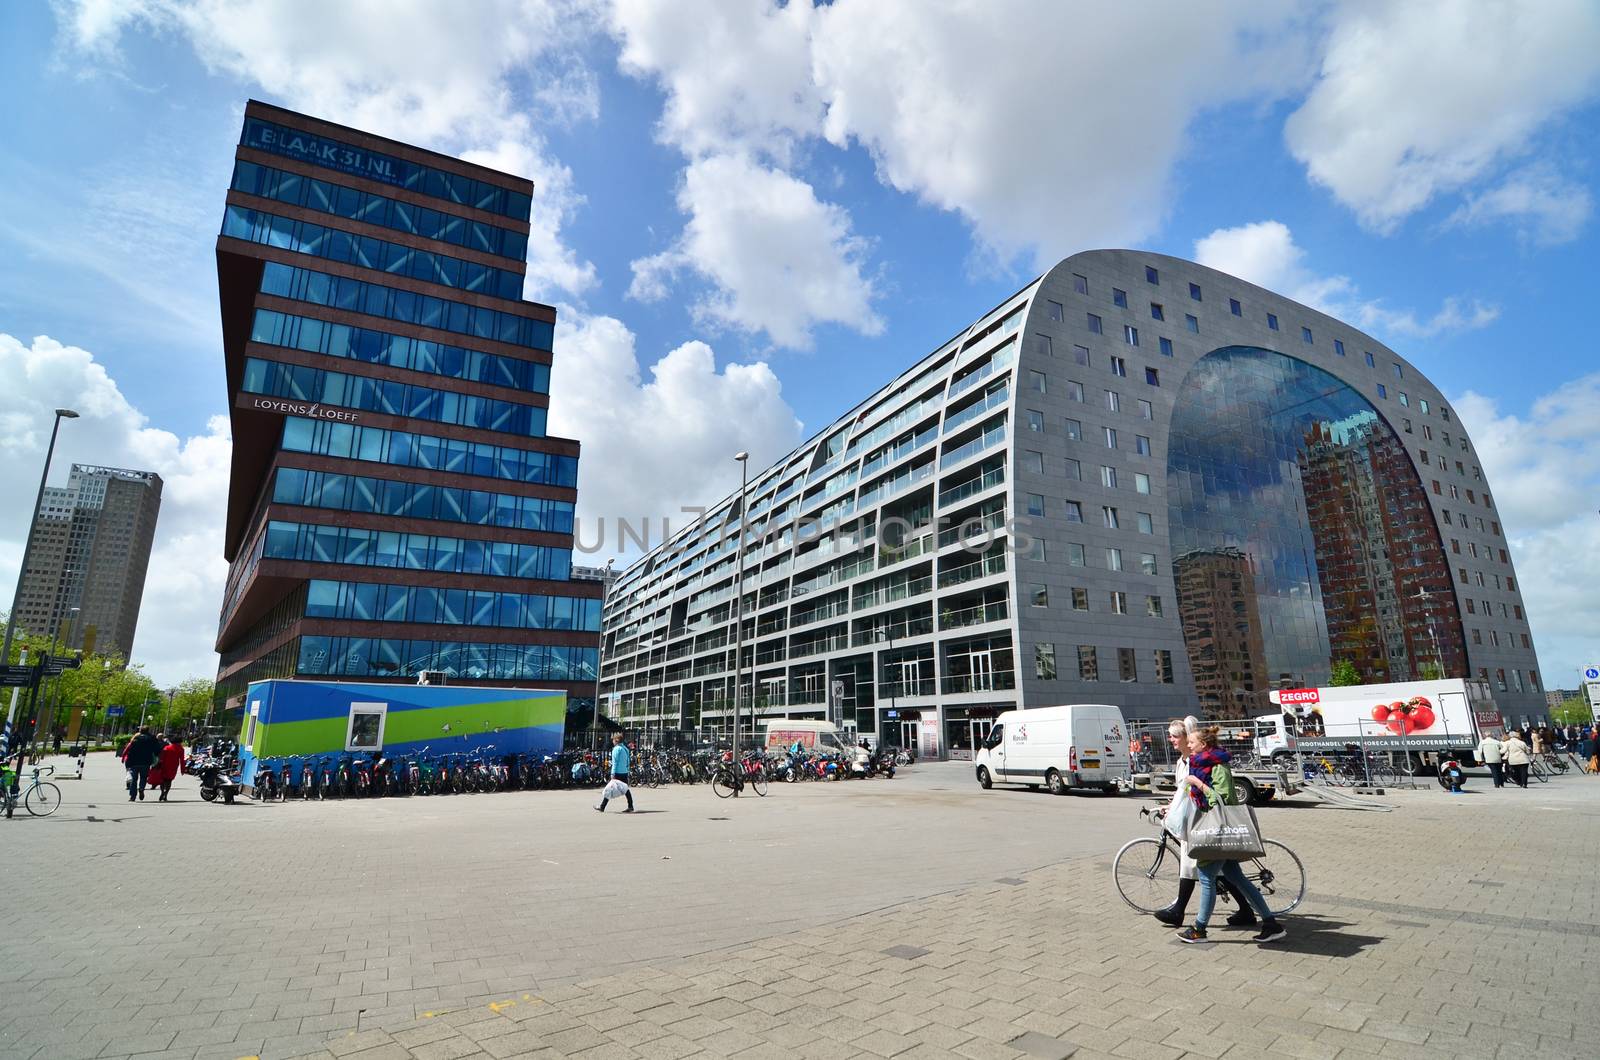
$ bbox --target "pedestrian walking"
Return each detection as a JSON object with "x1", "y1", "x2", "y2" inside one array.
[
  {"x1": 120, "y1": 726, "x2": 162, "y2": 802},
  {"x1": 1531, "y1": 728, "x2": 1545, "y2": 756},
  {"x1": 1476, "y1": 731, "x2": 1506, "y2": 788},
  {"x1": 1501, "y1": 730, "x2": 1532, "y2": 788},
  {"x1": 1174, "y1": 727, "x2": 1286, "y2": 944},
  {"x1": 594, "y1": 733, "x2": 634, "y2": 813},
  {"x1": 153, "y1": 735, "x2": 185, "y2": 802},
  {"x1": 1154, "y1": 716, "x2": 1255, "y2": 928}
]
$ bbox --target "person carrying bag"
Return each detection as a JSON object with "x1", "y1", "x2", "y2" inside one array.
[{"x1": 1174, "y1": 727, "x2": 1287, "y2": 944}]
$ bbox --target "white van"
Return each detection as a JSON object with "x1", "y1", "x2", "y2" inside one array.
[
  {"x1": 762, "y1": 719, "x2": 855, "y2": 756},
  {"x1": 974, "y1": 704, "x2": 1130, "y2": 794}
]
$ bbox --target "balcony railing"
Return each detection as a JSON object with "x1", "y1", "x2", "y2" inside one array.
[
  {"x1": 946, "y1": 342, "x2": 1017, "y2": 400},
  {"x1": 878, "y1": 530, "x2": 934, "y2": 568},
  {"x1": 942, "y1": 382, "x2": 1010, "y2": 436},
  {"x1": 940, "y1": 600, "x2": 1010, "y2": 630},
  {"x1": 877, "y1": 679, "x2": 936, "y2": 699},
  {"x1": 791, "y1": 601, "x2": 851, "y2": 628},
  {"x1": 941, "y1": 670, "x2": 1018, "y2": 694},
  {"x1": 789, "y1": 634, "x2": 849, "y2": 660},
  {"x1": 938, "y1": 552, "x2": 1007, "y2": 588},
  {"x1": 850, "y1": 617, "x2": 934, "y2": 647},
  {"x1": 854, "y1": 575, "x2": 934, "y2": 611},
  {"x1": 857, "y1": 460, "x2": 935, "y2": 511},
  {"x1": 938, "y1": 464, "x2": 1005, "y2": 508},
  {"x1": 940, "y1": 419, "x2": 1007, "y2": 469},
  {"x1": 938, "y1": 506, "x2": 1005, "y2": 549}
]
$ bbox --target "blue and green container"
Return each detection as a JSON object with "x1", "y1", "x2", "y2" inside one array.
[{"x1": 237, "y1": 679, "x2": 566, "y2": 784}]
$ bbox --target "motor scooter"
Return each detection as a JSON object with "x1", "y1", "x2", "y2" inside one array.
[{"x1": 193, "y1": 754, "x2": 244, "y2": 804}]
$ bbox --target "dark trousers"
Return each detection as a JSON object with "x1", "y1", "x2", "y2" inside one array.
[
  {"x1": 1509, "y1": 763, "x2": 1529, "y2": 788},
  {"x1": 598, "y1": 774, "x2": 633, "y2": 811},
  {"x1": 159, "y1": 780, "x2": 174, "y2": 801},
  {"x1": 127, "y1": 766, "x2": 150, "y2": 799},
  {"x1": 1487, "y1": 762, "x2": 1504, "y2": 787}
]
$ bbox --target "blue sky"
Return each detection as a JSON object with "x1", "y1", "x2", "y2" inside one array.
[{"x1": 2, "y1": 0, "x2": 1598, "y2": 690}]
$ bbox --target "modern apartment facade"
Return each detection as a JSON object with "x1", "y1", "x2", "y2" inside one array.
[
  {"x1": 213, "y1": 101, "x2": 600, "y2": 715},
  {"x1": 12, "y1": 464, "x2": 163, "y2": 660},
  {"x1": 599, "y1": 251, "x2": 1545, "y2": 758}
]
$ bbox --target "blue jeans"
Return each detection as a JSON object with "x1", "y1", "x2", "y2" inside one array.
[
  {"x1": 1195, "y1": 860, "x2": 1273, "y2": 929},
  {"x1": 127, "y1": 765, "x2": 150, "y2": 799}
]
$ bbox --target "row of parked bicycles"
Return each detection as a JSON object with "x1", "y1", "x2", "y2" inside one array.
[{"x1": 248, "y1": 743, "x2": 904, "y2": 801}]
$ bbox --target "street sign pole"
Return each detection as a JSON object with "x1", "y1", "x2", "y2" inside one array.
[{"x1": 0, "y1": 648, "x2": 27, "y2": 760}]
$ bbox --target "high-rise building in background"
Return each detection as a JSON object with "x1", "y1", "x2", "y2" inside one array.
[
  {"x1": 212, "y1": 100, "x2": 599, "y2": 716},
  {"x1": 12, "y1": 464, "x2": 163, "y2": 660},
  {"x1": 599, "y1": 251, "x2": 1545, "y2": 758}
]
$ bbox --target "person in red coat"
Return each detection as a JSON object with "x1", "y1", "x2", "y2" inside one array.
[{"x1": 148, "y1": 736, "x2": 185, "y2": 802}]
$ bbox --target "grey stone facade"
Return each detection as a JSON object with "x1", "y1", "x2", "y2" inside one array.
[{"x1": 599, "y1": 251, "x2": 1546, "y2": 754}]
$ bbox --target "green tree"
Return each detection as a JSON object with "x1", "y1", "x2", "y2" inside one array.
[
  {"x1": 1330, "y1": 658, "x2": 1361, "y2": 687},
  {"x1": 1417, "y1": 661, "x2": 1444, "y2": 681},
  {"x1": 1552, "y1": 696, "x2": 1594, "y2": 727}
]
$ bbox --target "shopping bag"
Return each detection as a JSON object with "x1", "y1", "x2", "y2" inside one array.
[
  {"x1": 1162, "y1": 789, "x2": 1195, "y2": 841},
  {"x1": 1186, "y1": 800, "x2": 1266, "y2": 860},
  {"x1": 601, "y1": 777, "x2": 630, "y2": 801}
]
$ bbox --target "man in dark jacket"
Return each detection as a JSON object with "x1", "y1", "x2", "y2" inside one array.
[{"x1": 121, "y1": 727, "x2": 161, "y2": 802}]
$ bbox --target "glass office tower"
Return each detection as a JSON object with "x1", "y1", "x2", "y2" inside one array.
[
  {"x1": 214, "y1": 101, "x2": 599, "y2": 717},
  {"x1": 599, "y1": 251, "x2": 1544, "y2": 758}
]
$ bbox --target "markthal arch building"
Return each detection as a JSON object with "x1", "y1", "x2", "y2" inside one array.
[{"x1": 599, "y1": 252, "x2": 1545, "y2": 758}]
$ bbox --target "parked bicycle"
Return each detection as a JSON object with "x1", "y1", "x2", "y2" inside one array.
[
  {"x1": 1112, "y1": 805, "x2": 1305, "y2": 916},
  {"x1": 2, "y1": 760, "x2": 61, "y2": 818}
]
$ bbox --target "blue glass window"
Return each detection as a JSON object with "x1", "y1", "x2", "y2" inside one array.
[
  {"x1": 1159, "y1": 337, "x2": 1174, "y2": 357},
  {"x1": 258, "y1": 262, "x2": 553, "y2": 352},
  {"x1": 1165, "y1": 346, "x2": 1465, "y2": 716},
  {"x1": 1266, "y1": 313, "x2": 1279, "y2": 331},
  {"x1": 261, "y1": 521, "x2": 570, "y2": 581},
  {"x1": 1229, "y1": 299, "x2": 1241, "y2": 317},
  {"x1": 296, "y1": 635, "x2": 597, "y2": 682},
  {"x1": 243, "y1": 358, "x2": 546, "y2": 437},
  {"x1": 1145, "y1": 266, "x2": 1159, "y2": 284},
  {"x1": 225, "y1": 205, "x2": 523, "y2": 300},
  {"x1": 240, "y1": 116, "x2": 531, "y2": 221},
  {"x1": 273, "y1": 467, "x2": 573, "y2": 533},
  {"x1": 280, "y1": 416, "x2": 575, "y2": 488}
]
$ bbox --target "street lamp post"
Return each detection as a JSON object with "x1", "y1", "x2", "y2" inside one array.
[
  {"x1": 1, "y1": 407, "x2": 79, "y2": 760},
  {"x1": 878, "y1": 625, "x2": 897, "y2": 746},
  {"x1": 732, "y1": 452, "x2": 749, "y2": 765}
]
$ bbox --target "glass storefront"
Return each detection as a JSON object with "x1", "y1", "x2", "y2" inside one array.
[{"x1": 1167, "y1": 346, "x2": 1466, "y2": 717}]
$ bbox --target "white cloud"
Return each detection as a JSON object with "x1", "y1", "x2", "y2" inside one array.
[
  {"x1": 1285, "y1": 0, "x2": 1600, "y2": 233},
  {"x1": 1452, "y1": 376, "x2": 1600, "y2": 692},
  {"x1": 1194, "y1": 220, "x2": 1499, "y2": 340},
  {"x1": 809, "y1": 1, "x2": 1311, "y2": 267},
  {"x1": 609, "y1": 2, "x2": 874, "y2": 349},
  {"x1": 628, "y1": 153, "x2": 882, "y2": 348},
  {"x1": 545, "y1": 309, "x2": 803, "y2": 559},
  {"x1": 1446, "y1": 164, "x2": 1594, "y2": 246},
  {"x1": 609, "y1": 0, "x2": 819, "y2": 162},
  {"x1": 56, "y1": 0, "x2": 601, "y2": 300},
  {"x1": 0, "y1": 333, "x2": 230, "y2": 687}
]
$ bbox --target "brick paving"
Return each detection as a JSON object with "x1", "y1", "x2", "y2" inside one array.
[{"x1": 3, "y1": 754, "x2": 1598, "y2": 1059}]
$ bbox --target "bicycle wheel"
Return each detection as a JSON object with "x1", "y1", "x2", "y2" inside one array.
[
  {"x1": 1546, "y1": 755, "x2": 1568, "y2": 774},
  {"x1": 26, "y1": 782, "x2": 62, "y2": 817},
  {"x1": 712, "y1": 771, "x2": 737, "y2": 798},
  {"x1": 1241, "y1": 840, "x2": 1305, "y2": 915},
  {"x1": 1112, "y1": 837, "x2": 1179, "y2": 914},
  {"x1": 1529, "y1": 759, "x2": 1549, "y2": 783},
  {"x1": 749, "y1": 772, "x2": 768, "y2": 797}
]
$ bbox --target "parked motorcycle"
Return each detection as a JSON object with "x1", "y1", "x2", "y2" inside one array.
[{"x1": 192, "y1": 754, "x2": 243, "y2": 804}]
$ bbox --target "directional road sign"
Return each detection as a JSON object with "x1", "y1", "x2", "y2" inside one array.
[{"x1": 105, "y1": 706, "x2": 125, "y2": 717}]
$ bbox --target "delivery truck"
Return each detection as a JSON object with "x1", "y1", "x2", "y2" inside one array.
[{"x1": 1266, "y1": 678, "x2": 1505, "y2": 764}]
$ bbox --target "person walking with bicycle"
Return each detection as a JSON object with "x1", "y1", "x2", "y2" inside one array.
[
  {"x1": 1501, "y1": 729, "x2": 1532, "y2": 788},
  {"x1": 1174, "y1": 727, "x2": 1286, "y2": 944},
  {"x1": 1155, "y1": 717, "x2": 1254, "y2": 928},
  {"x1": 594, "y1": 733, "x2": 634, "y2": 813},
  {"x1": 1476, "y1": 730, "x2": 1506, "y2": 788}
]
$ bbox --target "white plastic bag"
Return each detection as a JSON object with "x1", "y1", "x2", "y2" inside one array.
[
  {"x1": 602, "y1": 777, "x2": 630, "y2": 801},
  {"x1": 1162, "y1": 788, "x2": 1195, "y2": 841}
]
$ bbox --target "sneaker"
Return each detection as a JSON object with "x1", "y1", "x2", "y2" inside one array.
[
  {"x1": 1153, "y1": 905, "x2": 1184, "y2": 926},
  {"x1": 1226, "y1": 908, "x2": 1259, "y2": 928},
  {"x1": 1253, "y1": 920, "x2": 1287, "y2": 943},
  {"x1": 1175, "y1": 927, "x2": 1208, "y2": 943},
  {"x1": 622, "y1": 807, "x2": 635, "y2": 813},
  {"x1": 593, "y1": 805, "x2": 604, "y2": 812}
]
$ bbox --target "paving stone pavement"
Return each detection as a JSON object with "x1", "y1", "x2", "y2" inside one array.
[{"x1": 3, "y1": 754, "x2": 1598, "y2": 1059}]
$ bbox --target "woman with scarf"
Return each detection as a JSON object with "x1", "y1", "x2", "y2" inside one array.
[{"x1": 1176, "y1": 727, "x2": 1287, "y2": 944}]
